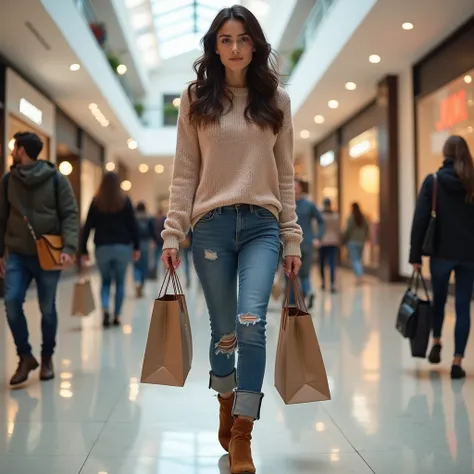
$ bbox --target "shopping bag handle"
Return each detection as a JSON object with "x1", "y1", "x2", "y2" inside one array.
[
  {"x1": 158, "y1": 269, "x2": 184, "y2": 298},
  {"x1": 281, "y1": 276, "x2": 308, "y2": 330},
  {"x1": 408, "y1": 269, "x2": 430, "y2": 301}
]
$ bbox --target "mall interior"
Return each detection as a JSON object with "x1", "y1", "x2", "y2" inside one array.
[{"x1": 1, "y1": 0, "x2": 474, "y2": 473}]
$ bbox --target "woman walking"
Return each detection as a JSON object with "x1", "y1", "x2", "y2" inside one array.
[
  {"x1": 134, "y1": 201, "x2": 156, "y2": 298},
  {"x1": 319, "y1": 198, "x2": 340, "y2": 292},
  {"x1": 343, "y1": 202, "x2": 369, "y2": 284},
  {"x1": 161, "y1": 6, "x2": 302, "y2": 473},
  {"x1": 81, "y1": 172, "x2": 140, "y2": 327},
  {"x1": 410, "y1": 135, "x2": 474, "y2": 379}
]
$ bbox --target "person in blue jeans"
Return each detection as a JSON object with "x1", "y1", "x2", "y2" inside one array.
[
  {"x1": 160, "y1": 6, "x2": 303, "y2": 471},
  {"x1": 410, "y1": 135, "x2": 474, "y2": 379},
  {"x1": 0, "y1": 131, "x2": 78, "y2": 386},
  {"x1": 152, "y1": 209, "x2": 166, "y2": 278},
  {"x1": 133, "y1": 202, "x2": 157, "y2": 297},
  {"x1": 319, "y1": 198, "x2": 341, "y2": 293},
  {"x1": 81, "y1": 172, "x2": 140, "y2": 327},
  {"x1": 343, "y1": 202, "x2": 369, "y2": 284},
  {"x1": 290, "y1": 178, "x2": 325, "y2": 308}
]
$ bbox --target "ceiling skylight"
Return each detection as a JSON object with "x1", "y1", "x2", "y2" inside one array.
[{"x1": 150, "y1": 0, "x2": 241, "y2": 59}]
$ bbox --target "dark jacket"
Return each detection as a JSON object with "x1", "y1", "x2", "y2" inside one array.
[
  {"x1": 136, "y1": 212, "x2": 157, "y2": 242},
  {"x1": 80, "y1": 197, "x2": 140, "y2": 255},
  {"x1": 410, "y1": 159, "x2": 474, "y2": 264},
  {"x1": 0, "y1": 161, "x2": 78, "y2": 257},
  {"x1": 295, "y1": 198, "x2": 325, "y2": 247}
]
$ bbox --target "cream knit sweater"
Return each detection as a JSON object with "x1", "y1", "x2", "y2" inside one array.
[{"x1": 162, "y1": 85, "x2": 303, "y2": 257}]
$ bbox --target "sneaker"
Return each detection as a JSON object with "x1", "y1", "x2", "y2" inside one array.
[
  {"x1": 428, "y1": 344, "x2": 442, "y2": 364},
  {"x1": 10, "y1": 355, "x2": 39, "y2": 386},
  {"x1": 103, "y1": 311, "x2": 110, "y2": 328},
  {"x1": 113, "y1": 316, "x2": 120, "y2": 326},
  {"x1": 451, "y1": 365, "x2": 466, "y2": 379}
]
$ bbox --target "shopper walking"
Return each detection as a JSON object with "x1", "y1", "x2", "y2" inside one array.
[
  {"x1": 319, "y1": 198, "x2": 340, "y2": 292},
  {"x1": 410, "y1": 135, "x2": 474, "y2": 379},
  {"x1": 81, "y1": 172, "x2": 140, "y2": 327},
  {"x1": 343, "y1": 202, "x2": 369, "y2": 284},
  {"x1": 161, "y1": 6, "x2": 302, "y2": 473},
  {"x1": 292, "y1": 178, "x2": 325, "y2": 308},
  {"x1": 134, "y1": 201, "x2": 156, "y2": 297},
  {"x1": 0, "y1": 131, "x2": 78, "y2": 386},
  {"x1": 152, "y1": 209, "x2": 166, "y2": 278}
]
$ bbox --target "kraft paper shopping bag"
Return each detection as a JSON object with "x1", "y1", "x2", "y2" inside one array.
[
  {"x1": 71, "y1": 278, "x2": 96, "y2": 317},
  {"x1": 275, "y1": 278, "x2": 331, "y2": 404},
  {"x1": 140, "y1": 270, "x2": 193, "y2": 387}
]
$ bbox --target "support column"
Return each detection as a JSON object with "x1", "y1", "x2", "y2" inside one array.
[{"x1": 377, "y1": 75, "x2": 400, "y2": 282}]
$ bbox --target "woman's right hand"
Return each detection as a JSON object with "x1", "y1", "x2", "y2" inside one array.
[
  {"x1": 412, "y1": 263, "x2": 422, "y2": 272},
  {"x1": 161, "y1": 248, "x2": 180, "y2": 270}
]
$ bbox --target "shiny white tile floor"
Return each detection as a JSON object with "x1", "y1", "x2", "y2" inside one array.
[{"x1": 1, "y1": 268, "x2": 474, "y2": 473}]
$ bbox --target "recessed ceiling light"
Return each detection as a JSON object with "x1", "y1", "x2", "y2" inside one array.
[
  {"x1": 69, "y1": 63, "x2": 80, "y2": 71},
  {"x1": 117, "y1": 64, "x2": 128, "y2": 75},
  {"x1": 155, "y1": 164, "x2": 165, "y2": 174},
  {"x1": 345, "y1": 82, "x2": 357, "y2": 91},
  {"x1": 402, "y1": 22, "x2": 414, "y2": 30},
  {"x1": 138, "y1": 163, "x2": 149, "y2": 173},
  {"x1": 105, "y1": 162, "x2": 116, "y2": 171},
  {"x1": 127, "y1": 138, "x2": 138, "y2": 150},
  {"x1": 300, "y1": 130, "x2": 310, "y2": 139},
  {"x1": 59, "y1": 161, "x2": 73, "y2": 176},
  {"x1": 172, "y1": 98, "x2": 181, "y2": 107},
  {"x1": 314, "y1": 115, "x2": 325, "y2": 124},
  {"x1": 464, "y1": 75, "x2": 472, "y2": 84},
  {"x1": 369, "y1": 54, "x2": 381, "y2": 64},
  {"x1": 120, "y1": 180, "x2": 132, "y2": 191},
  {"x1": 328, "y1": 100, "x2": 339, "y2": 109}
]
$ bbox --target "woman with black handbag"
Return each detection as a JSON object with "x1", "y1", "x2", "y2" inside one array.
[{"x1": 410, "y1": 135, "x2": 474, "y2": 379}]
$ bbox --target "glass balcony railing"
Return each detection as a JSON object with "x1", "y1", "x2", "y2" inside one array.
[
  {"x1": 281, "y1": 0, "x2": 336, "y2": 77},
  {"x1": 75, "y1": 0, "x2": 139, "y2": 110}
]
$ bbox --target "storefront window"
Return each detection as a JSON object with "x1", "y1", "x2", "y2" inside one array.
[
  {"x1": 340, "y1": 127, "x2": 380, "y2": 269},
  {"x1": 417, "y1": 68, "x2": 474, "y2": 188},
  {"x1": 315, "y1": 150, "x2": 338, "y2": 210}
]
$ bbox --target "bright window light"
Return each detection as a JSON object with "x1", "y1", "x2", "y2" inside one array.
[{"x1": 136, "y1": 32, "x2": 156, "y2": 50}]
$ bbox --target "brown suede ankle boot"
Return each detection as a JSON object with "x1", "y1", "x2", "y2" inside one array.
[
  {"x1": 218, "y1": 394, "x2": 234, "y2": 452},
  {"x1": 229, "y1": 417, "x2": 256, "y2": 474}
]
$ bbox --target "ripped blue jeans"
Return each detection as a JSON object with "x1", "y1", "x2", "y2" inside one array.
[{"x1": 193, "y1": 205, "x2": 280, "y2": 420}]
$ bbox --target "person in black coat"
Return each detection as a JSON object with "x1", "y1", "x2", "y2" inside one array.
[{"x1": 410, "y1": 135, "x2": 474, "y2": 379}]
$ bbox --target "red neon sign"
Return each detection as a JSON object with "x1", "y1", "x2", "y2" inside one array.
[{"x1": 435, "y1": 89, "x2": 468, "y2": 132}]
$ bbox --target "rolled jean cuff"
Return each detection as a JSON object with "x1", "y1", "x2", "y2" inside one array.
[
  {"x1": 232, "y1": 390, "x2": 264, "y2": 420},
  {"x1": 208, "y1": 369, "x2": 237, "y2": 393}
]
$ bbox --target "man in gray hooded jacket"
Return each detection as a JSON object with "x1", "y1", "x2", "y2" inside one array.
[{"x1": 0, "y1": 132, "x2": 78, "y2": 386}]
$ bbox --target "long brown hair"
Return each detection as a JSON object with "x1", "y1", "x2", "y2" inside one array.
[
  {"x1": 188, "y1": 5, "x2": 284, "y2": 134},
  {"x1": 351, "y1": 202, "x2": 364, "y2": 227},
  {"x1": 94, "y1": 172, "x2": 126, "y2": 213},
  {"x1": 443, "y1": 135, "x2": 474, "y2": 203}
]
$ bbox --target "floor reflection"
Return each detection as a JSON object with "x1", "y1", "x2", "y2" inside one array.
[{"x1": 0, "y1": 269, "x2": 473, "y2": 473}]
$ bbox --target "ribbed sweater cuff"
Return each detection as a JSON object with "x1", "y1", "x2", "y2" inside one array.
[
  {"x1": 283, "y1": 241, "x2": 301, "y2": 258},
  {"x1": 163, "y1": 236, "x2": 180, "y2": 250}
]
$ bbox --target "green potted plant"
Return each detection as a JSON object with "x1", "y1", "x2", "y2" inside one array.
[
  {"x1": 290, "y1": 47, "x2": 304, "y2": 69},
  {"x1": 106, "y1": 53, "x2": 121, "y2": 73},
  {"x1": 163, "y1": 102, "x2": 179, "y2": 126},
  {"x1": 134, "y1": 102, "x2": 145, "y2": 117}
]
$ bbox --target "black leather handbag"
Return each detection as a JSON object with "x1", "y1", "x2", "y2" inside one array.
[
  {"x1": 396, "y1": 270, "x2": 431, "y2": 339},
  {"x1": 421, "y1": 173, "x2": 437, "y2": 256}
]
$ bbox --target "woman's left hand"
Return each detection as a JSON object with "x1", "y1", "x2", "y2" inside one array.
[{"x1": 284, "y1": 256, "x2": 302, "y2": 278}]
